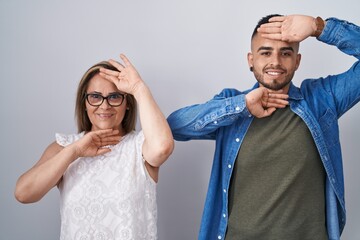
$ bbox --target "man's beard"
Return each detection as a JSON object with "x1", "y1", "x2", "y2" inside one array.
[{"x1": 253, "y1": 67, "x2": 294, "y2": 91}]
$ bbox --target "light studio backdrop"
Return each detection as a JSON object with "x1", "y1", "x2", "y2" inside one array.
[{"x1": 1, "y1": 0, "x2": 359, "y2": 239}]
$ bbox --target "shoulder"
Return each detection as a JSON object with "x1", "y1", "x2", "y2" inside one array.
[{"x1": 214, "y1": 88, "x2": 243, "y2": 98}]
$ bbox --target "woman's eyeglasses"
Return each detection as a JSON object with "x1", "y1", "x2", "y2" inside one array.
[{"x1": 85, "y1": 93, "x2": 127, "y2": 107}]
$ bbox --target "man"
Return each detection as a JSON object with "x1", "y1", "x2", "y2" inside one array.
[{"x1": 167, "y1": 14, "x2": 360, "y2": 240}]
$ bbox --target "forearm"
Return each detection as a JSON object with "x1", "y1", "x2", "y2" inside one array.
[
  {"x1": 134, "y1": 83, "x2": 174, "y2": 167},
  {"x1": 167, "y1": 90, "x2": 251, "y2": 141},
  {"x1": 15, "y1": 145, "x2": 77, "y2": 203},
  {"x1": 319, "y1": 17, "x2": 360, "y2": 59}
]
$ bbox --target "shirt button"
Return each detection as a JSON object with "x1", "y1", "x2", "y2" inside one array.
[
  {"x1": 235, "y1": 106, "x2": 240, "y2": 111},
  {"x1": 228, "y1": 164, "x2": 232, "y2": 168},
  {"x1": 223, "y1": 213, "x2": 226, "y2": 218},
  {"x1": 235, "y1": 138, "x2": 240, "y2": 142},
  {"x1": 218, "y1": 236, "x2": 222, "y2": 239},
  {"x1": 214, "y1": 120, "x2": 218, "y2": 124},
  {"x1": 223, "y1": 189, "x2": 227, "y2": 193}
]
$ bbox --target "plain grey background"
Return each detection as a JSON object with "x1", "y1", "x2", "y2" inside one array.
[{"x1": 1, "y1": 0, "x2": 359, "y2": 239}]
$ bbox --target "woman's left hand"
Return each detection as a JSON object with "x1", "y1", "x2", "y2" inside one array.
[{"x1": 99, "y1": 54, "x2": 144, "y2": 95}]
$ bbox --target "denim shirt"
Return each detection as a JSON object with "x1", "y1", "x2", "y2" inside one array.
[{"x1": 167, "y1": 18, "x2": 360, "y2": 240}]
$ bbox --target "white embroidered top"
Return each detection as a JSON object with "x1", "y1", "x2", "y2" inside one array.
[{"x1": 56, "y1": 131, "x2": 157, "y2": 240}]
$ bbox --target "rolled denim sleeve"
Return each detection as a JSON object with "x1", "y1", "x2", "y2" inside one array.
[
  {"x1": 319, "y1": 18, "x2": 360, "y2": 59},
  {"x1": 315, "y1": 18, "x2": 360, "y2": 117},
  {"x1": 167, "y1": 88, "x2": 252, "y2": 141}
]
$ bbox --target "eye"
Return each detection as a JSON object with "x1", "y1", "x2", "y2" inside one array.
[
  {"x1": 89, "y1": 94, "x2": 102, "y2": 99},
  {"x1": 282, "y1": 51, "x2": 292, "y2": 56},
  {"x1": 260, "y1": 51, "x2": 271, "y2": 56},
  {"x1": 108, "y1": 93, "x2": 122, "y2": 100}
]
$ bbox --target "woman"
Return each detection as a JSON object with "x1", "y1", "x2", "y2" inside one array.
[{"x1": 15, "y1": 54, "x2": 174, "y2": 239}]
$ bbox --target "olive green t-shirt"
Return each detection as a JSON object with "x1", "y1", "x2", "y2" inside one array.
[{"x1": 226, "y1": 107, "x2": 328, "y2": 240}]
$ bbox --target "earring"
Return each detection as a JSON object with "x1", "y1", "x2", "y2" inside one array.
[{"x1": 250, "y1": 66, "x2": 254, "y2": 72}]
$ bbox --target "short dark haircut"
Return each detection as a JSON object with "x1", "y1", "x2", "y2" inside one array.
[{"x1": 251, "y1": 14, "x2": 283, "y2": 39}]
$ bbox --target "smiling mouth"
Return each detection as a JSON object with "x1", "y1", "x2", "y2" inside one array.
[
  {"x1": 266, "y1": 71, "x2": 282, "y2": 76},
  {"x1": 265, "y1": 69, "x2": 285, "y2": 76},
  {"x1": 97, "y1": 113, "x2": 114, "y2": 119}
]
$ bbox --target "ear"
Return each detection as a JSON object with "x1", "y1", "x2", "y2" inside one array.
[
  {"x1": 295, "y1": 53, "x2": 302, "y2": 71},
  {"x1": 247, "y1": 52, "x2": 254, "y2": 70}
]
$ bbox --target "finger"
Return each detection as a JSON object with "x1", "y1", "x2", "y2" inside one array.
[
  {"x1": 99, "y1": 139, "x2": 120, "y2": 146},
  {"x1": 267, "y1": 102, "x2": 288, "y2": 108},
  {"x1": 98, "y1": 72, "x2": 119, "y2": 86},
  {"x1": 108, "y1": 59, "x2": 125, "y2": 71},
  {"x1": 268, "y1": 93, "x2": 289, "y2": 100},
  {"x1": 262, "y1": 107, "x2": 277, "y2": 117},
  {"x1": 270, "y1": 99, "x2": 289, "y2": 105},
  {"x1": 268, "y1": 97, "x2": 289, "y2": 105},
  {"x1": 120, "y1": 54, "x2": 133, "y2": 68},
  {"x1": 268, "y1": 16, "x2": 286, "y2": 23},
  {"x1": 258, "y1": 27, "x2": 282, "y2": 34},
  {"x1": 258, "y1": 21, "x2": 282, "y2": 29},
  {"x1": 268, "y1": 92, "x2": 288, "y2": 97},
  {"x1": 259, "y1": 33, "x2": 283, "y2": 41},
  {"x1": 92, "y1": 136, "x2": 120, "y2": 147},
  {"x1": 99, "y1": 67, "x2": 121, "y2": 78},
  {"x1": 95, "y1": 148, "x2": 112, "y2": 156}
]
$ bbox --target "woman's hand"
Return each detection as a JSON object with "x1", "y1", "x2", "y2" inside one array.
[
  {"x1": 73, "y1": 129, "x2": 121, "y2": 158},
  {"x1": 99, "y1": 54, "x2": 145, "y2": 95}
]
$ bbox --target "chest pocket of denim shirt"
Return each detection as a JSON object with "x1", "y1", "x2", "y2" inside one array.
[{"x1": 318, "y1": 109, "x2": 340, "y2": 147}]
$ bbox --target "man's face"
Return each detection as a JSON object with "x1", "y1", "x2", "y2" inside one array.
[{"x1": 248, "y1": 34, "x2": 301, "y2": 91}]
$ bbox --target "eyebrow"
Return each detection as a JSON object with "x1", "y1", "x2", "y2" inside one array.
[
  {"x1": 87, "y1": 91, "x2": 120, "y2": 95},
  {"x1": 257, "y1": 46, "x2": 295, "y2": 52}
]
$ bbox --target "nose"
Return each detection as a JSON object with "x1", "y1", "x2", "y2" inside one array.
[
  {"x1": 269, "y1": 53, "x2": 282, "y2": 68},
  {"x1": 270, "y1": 54, "x2": 281, "y2": 66},
  {"x1": 99, "y1": 98, "x2": 111, "y2": 109}
]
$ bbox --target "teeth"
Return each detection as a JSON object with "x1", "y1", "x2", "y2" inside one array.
[
  {"x1": 98, "y1": 114, "x2": 112, "y2": 117},
  {"x1": 267, "y1": 71, "x2": 282, "y2": 76}
]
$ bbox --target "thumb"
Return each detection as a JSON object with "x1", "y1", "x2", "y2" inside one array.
[{"x1": 262, "y1": 107, "x2": 276, "y2": 117}]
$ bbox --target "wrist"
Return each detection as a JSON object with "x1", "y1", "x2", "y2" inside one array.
[
  {"x1": 312, "y1": 16, "x2": 325, "y2": 38},
  {"x1": 132, "y1": 81, "x2": 150, "y2": 100}
]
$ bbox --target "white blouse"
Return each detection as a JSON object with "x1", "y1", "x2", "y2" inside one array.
[{"x1": 56, "y1": 131, "x2": 157, "y2": 240}]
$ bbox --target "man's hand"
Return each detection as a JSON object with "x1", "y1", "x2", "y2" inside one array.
[
  {"x1": 257, "y1": 15, "x2": 320, "y2": 42},
  {"x1": 246, "y1": 87, "x2": 289, "y2": 118}
]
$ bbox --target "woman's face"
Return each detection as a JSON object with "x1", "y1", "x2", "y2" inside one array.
[{"x1": 85, "y1": 73, "x2": 127, "y2": 134}]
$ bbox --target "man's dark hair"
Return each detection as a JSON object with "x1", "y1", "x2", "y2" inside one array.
[{"x1": 251, "y1": 14, "x2": 283, "y2": 39}]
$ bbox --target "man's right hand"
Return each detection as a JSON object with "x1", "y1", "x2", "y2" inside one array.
[{"x1": 245, "y1": 87, "x2": 289, "y2": 118}]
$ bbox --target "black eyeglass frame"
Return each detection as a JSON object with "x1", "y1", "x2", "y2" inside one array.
[{"x1": 85, "y1": 93, "x2": 127, "y2": 107}]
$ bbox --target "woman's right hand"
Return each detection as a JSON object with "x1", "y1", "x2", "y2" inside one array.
[{"x1": 72, "y1": 129, "x2": 121, "y2": 158}]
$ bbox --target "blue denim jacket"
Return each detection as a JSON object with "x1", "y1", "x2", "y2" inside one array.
[{"x1": 167, "y1": 18, "x2": 360, "y2": 240}]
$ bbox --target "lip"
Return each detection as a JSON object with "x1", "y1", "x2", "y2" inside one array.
[{"x1": 96, "y1": 113, "x2": 115, "y2": 119}]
